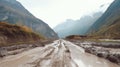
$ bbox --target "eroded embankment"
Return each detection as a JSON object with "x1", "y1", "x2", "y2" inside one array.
[{"x1": 70, "y1": 40, "x2": 120, "y2": 65}]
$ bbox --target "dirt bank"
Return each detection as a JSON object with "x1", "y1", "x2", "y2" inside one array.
[{"x1": 69, "y1": 39, "x2": 120, "y2": 65}]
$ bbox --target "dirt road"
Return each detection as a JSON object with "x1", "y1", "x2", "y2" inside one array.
[{"x1": 0, "y1": 39, "x2": 119, "y2": 67}]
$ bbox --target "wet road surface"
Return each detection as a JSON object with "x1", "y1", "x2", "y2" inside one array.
[{"x1": 0, "y1": 39, "x2": 119, "y2": 67}]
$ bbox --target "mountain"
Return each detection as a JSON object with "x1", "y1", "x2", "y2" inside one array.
[
  {"x1": 88, "y1": 0, "x2": 120, "y2": 39},
  {"x1": 54, "y1": 12, "x2": 103, "y2": 38},
  {"x1": 0, "y1": 22, "x2": 43, "y2": 46},
  {"x1": 0, "y1": 0, "x2": 58, "y2": 39}
]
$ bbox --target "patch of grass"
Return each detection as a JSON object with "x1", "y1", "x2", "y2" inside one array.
[
  {"x1": 0, "y1": 22, "x2": 45, "y2": 47},
  {"x1": 90, "y1": 17, "x2": 120, "y2": 39}
]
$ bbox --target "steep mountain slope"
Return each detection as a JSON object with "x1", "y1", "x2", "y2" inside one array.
[
  {"x1": 0, "y1": 22, "x2": 43, "y2": 46},
  {"x1": 54, "y1": 12, "x2": 103, "y2": 38},
  {"x1": 89, "y1": 0, "x2": 120, "y2": 39},
  {"x1": 0, "y1": 0, "x2": 58, "y2": 39},
  {"x1": 92, "y1": 22, "x2": 120, "y2": 39}
]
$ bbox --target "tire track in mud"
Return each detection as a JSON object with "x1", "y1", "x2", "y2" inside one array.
[
  {"x1": 0, "y1": 40, "x2": 119, "y2": 67},
  {"x1": 28, "y1": 45, "x2": 55, "y2": 67},
  {"x1": 29, "y1": 40, "x2": 79, "y2": 67}
]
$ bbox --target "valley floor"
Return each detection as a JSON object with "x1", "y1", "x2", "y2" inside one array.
[{"x1": 0, "y1": 39, "x2": 119, "y2": 67}]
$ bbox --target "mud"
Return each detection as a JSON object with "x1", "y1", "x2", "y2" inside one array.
[{"x1": 0, "y1": 39, "x2": 119, "y2": 67}]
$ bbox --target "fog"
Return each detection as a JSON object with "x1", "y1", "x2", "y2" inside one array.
[{"x1": 54, "y1": 11, "x2": 103, "y2": 38}]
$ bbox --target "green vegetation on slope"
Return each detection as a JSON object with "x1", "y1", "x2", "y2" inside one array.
[
  {"x1": 89, "y1": 0, "x2": 120, "y2": 39},
  {"x1": 91, "y1": 20, "x2": 120, "y2": 39}
]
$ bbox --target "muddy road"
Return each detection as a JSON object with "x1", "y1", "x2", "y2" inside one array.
[{"x1": 0, "y1": 40, "x2": 119, "y2": 67}]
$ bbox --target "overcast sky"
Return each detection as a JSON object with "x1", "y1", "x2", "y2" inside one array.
[{"x1": 17, "y1": 0, "x2": 114, "y2": 28}]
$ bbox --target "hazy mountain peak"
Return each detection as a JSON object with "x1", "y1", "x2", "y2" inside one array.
[
  {"x1": 0, "y1": 0, "x2": 58, "y2": 39},
  {"x1": 54, "y1": 11, "x2": 103, "y2": 38}
]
